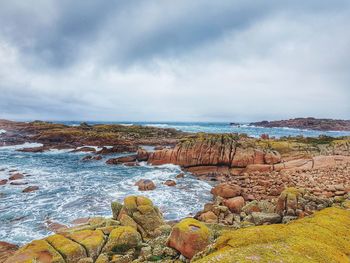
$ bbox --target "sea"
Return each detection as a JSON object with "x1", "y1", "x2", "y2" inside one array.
[{"x1": 1, "y1": 122, "x2": 350, "y2": 245}]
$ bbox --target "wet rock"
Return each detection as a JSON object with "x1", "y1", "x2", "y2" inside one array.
[
  {"x1": 10, "y1": 181, "x2": 28, "y2": 185},
  {"x1": 211, "y1": 183, "x2": 242, "y2": 198},
  {"x1": 22, "y1": 186, "x2": 39, "y2": 193},
  {"x1": 46, "y1": 220, "x2": 69, "y2": 233},
  {"x1": 167, "y1": 218, "x2": 210, "y2": 259},
  {"x1": 82, "y1": 155, "x2": 102, "y2": 161},
  {"x1": 0, "y1": 179, "x2": 7, "y2": 185},
  {"x1": 164, "y1": 180, "x2": 176, "y2": 186},
  {"x1": 176, "y1": 173, "x2": 185, "y2": 178},
  {"x1": 135, "y1": 179, "x2": 156, "y2": 191},
  {"x1": 8, "y1": 173, "x2": 24, "y2": 180},
  {"x1": 106, "y1": 155, "x2": 137, "y2": 165},
  {"x1": 72, "y1": 147, "x2": 97, "y2": 153},
  {"x1": 136, "y1": 148, "x2": 149, "y2": 161},
  {"x1": 123, "y1": 162, "x2": 139, "y2": 166},
  {"x1": 251, "y1": 212, "x2": 282, "y2": 225}
]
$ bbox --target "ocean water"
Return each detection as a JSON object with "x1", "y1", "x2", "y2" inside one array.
[
  {"x1": 0, "y1": 143, "x2": 212, "y2": 245},
  {"x1": 1, "y1": 122, "x2": 349, "y2": 245},
  {"x1": 59, "y1": 121, "x2": 350, "y2": 138}
]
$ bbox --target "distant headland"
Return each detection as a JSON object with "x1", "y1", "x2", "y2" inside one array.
[{"x1": 247, "y1": 117, "x2": 350, "y2": 131}]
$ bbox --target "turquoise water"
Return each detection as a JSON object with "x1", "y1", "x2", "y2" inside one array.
[
  {"x1": 1, "y1": 121, "x2": 349, "y2": 245},
  {"x1": 59, "y1": 121, "x2": 350, "y2": 138}
]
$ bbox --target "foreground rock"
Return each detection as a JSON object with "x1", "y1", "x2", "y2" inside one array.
[
  {"x1": 193, "y1": 207, "x2": 350, "y2": 262},
  {"x1": 0, "y1": 242, "x2": 18, "y2": 263},
  {"x1": 167, "y1": 218, "x2": 210, "y2": 259},
  {"x1": 5, "y1": 196, "x2": 175, "y2": 263}
]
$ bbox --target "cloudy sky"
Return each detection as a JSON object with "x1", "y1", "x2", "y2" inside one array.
[{"x1": 0, "y1": 0, "x2": 349, "y2": 121}]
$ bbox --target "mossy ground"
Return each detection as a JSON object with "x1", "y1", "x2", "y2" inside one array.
[{"x1": 194, "y1": 207, "x2": 350, "y2": 263}]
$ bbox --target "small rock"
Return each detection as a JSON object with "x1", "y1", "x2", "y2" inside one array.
[
  {"x1": 164, "y1": 180, "x2": 176, "y2": 186},
  {"x1": 10, "y1": 181, "x2": 28, "y2": 185},
  {"x1": 22, "y1": 186, "x2": 39, "y2": 193},
  {"x1": 9, "y1": 173, "x2": 24, "y2": 180},
  {"x1": 176, "y1": 173, "x2": 185, "y2": 179},
  {"x1": 211, "y1": 183, "x2": 242, "y2": 198},
  {"x1": 0, "y1": 179, "x2": 8, "y2": 185},
  {"x1": 198, "y1": 211, "x2": 218, "y2": 223},
  {"x1": 251, "y1": 212, "x2": 282, "y2": 225},
  {"x1": 135, "y1": 179, "x2": 156, "y2": 191}
]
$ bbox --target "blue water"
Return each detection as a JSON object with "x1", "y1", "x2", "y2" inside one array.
[
  {"x1": 57, "y1": 121, "x2": 350, "y2": 138},
  {"x1": 1, "y1": 122, "x2": 349, "y2": 245},
  {"x1": 0, "y1": 144, "x2": 212, "y2": 245}
]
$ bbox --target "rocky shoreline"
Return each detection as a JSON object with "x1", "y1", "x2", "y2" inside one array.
[
  {"x1": 0, "y1": 120, "x2": 350, "y2": 262},
  {"x1": 249, "y1": 117, "x2": 350, "y2": 131}
]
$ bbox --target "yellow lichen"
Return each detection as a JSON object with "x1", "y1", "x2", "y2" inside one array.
[
  {"x1": 46, "y1": 234, "x2": 87, "y2": 262},
  {"x1": 194, "y1": 207, "x2": 350, "y2": 263},
  {"x1": 5, "y1": 240, "x2": 65, "y2": 263}
]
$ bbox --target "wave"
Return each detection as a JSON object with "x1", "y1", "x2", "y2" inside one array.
[
  {"x1": 0, "y1": 129, "x2": 6, "y2": 134},
  {"x1": 0, "y1": 142, "x2": 43, "y2": 150}
]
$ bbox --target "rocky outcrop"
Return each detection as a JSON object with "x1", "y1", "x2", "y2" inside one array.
[
  {"x1": 167, "y1": 218, "x2": 210, "y2": 259},
  {"x1": 147, "y1": 134, "x2": 350, "y2": 178},
  {"x1": 5, "y1": 196, "x2": 174, "y2": 263},
  {"x1": 193, "y1": 207, "x2": 350, "y2": 262},
  {"x1": 250, "y1": 117, "x2": 350, "y2": 131}
]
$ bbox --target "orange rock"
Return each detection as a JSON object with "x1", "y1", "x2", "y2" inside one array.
[
  {"x1": 211, "y1": 183, "x2": 241, "y2": 198},
  {"x1": 224, "y1": 196, "x2": 245, "y2": 213}
]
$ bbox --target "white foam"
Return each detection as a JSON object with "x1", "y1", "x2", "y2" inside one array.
[
  {"x1": 0, "y1": 129, "x2": 6, "y2": 134},
  {"x1": 145, "y1": 124, "x2": 170, "y2": 128},
  {"x1": 0, "y1": 142, "x2": 43, "y2": 150}
]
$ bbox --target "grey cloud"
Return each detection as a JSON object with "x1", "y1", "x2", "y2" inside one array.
[{"x1": 0, "y1": 0, "x2": 349, "y2": 121}]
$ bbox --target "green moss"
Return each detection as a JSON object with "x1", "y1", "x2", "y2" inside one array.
[{"x1": 194, "y1": 207, "x2": 350, "y2": 263}]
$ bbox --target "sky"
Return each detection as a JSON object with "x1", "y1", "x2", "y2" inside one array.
[{"x1": 0, "y1": 0, "x2": 349, "y2": 122}]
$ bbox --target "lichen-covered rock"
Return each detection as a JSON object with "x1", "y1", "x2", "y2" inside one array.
[
  {"x1": 46, "y1": 234, "x2": 87, "y2": 263},
  {"x1": 275, "y1": 187, "x2": 303, "y2": 216},
  {"x1": 111, "y1": 201, "x2": 123, "y2": 220},
  {"x1": 167, "y1": 218, "x2": 210, "y2": 259},
  {"x1": 65, "y1": 230, "x2": 105, "y2": 261},
  {"x1": 5, "y1": 239, "x2": 65, "y2": 263},
  {"x1": 102, "y1": 226, "x2": 141, "y2": 253},
  {"x1": 117, "y1": 196, "x2": 165, "y2": 238}
]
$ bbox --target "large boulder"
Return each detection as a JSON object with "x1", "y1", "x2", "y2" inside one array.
[
  {"x1": 264, "y1": 150, "x2": 282, "y2": 164},
  {"x1": 167, "y1": 218, "x2": 210, "y2": 259},
  {"x1": 102, "y1": 226, "x2": 141, "y2": 253},
  {"x1": 115, "y1": 196, "x2": 166, "y2": 238},
  {"x1": 211, "y1": 183, "x2": 242, "y2": 198},
  {"x1": 0, "y1": 242, "x2": 18, "y2": 263},
  {"x1": 136, "y1": 148, "x2": 149, "y2": 161}
]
